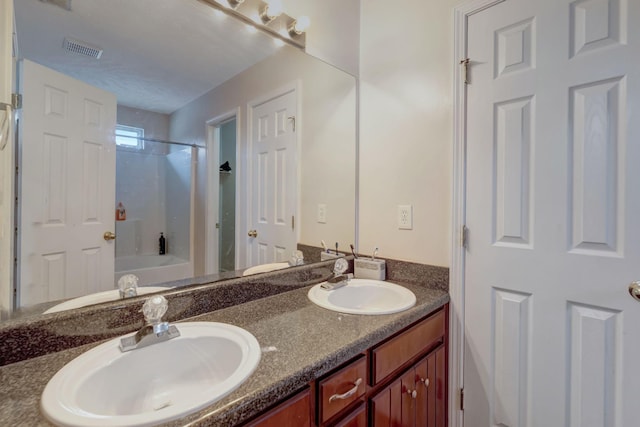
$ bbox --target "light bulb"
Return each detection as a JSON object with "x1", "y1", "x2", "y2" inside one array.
[
  {"x1": 260, "y1": 0, "x2": 284, "y2": 24},
  {"x1": 289, "y1": 16, "x2": 311, "y2": 35},
  {"x1": 265, "y1": 0, "x2": 283, "y2": 16}
]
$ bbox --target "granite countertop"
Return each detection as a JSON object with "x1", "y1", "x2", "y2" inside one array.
[{"x1": 0, "y1": 281, "x2": 449, "y2": 427}]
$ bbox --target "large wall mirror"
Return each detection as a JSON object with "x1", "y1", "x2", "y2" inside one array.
[{"x1": 6, "y1": 0, "x2": 356, "y2": 319}]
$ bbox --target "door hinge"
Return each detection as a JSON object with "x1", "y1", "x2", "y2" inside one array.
[
  {"x1": 11, "y1": 93, "x2": 22, "y2": 110},
  {"x1": 461, "y1": 225, "x2": 469, "y2": 249},
  {"x1": 291, "y1": 215, "x2": 295, "y2": 230},
  {"x1": 459, "y1": 388, "x2": 465, "y2": 411},
  {"x1": 460, "y1": 58, "x2": 470, "y2": 85}
]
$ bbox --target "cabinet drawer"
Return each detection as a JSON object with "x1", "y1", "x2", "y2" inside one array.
[
  {"x1": 371, "y1": 308, "x2": 445, "y2": 385},
  {"x1": 318, "y1": 355, "x2": 367, "y2": 423}
]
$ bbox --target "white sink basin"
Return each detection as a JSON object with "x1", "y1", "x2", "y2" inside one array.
[
  {"x1": 308, "y1": 279, "x2": 416, "y2": 315},
  {"x1": 242, "y1": 262, "x2": 290, "y2": 276},
  {"x1": 41, "y1": 322, "x2": 261, "y2": 427},
  {"x1": 43, "y1": 286, "x2": 171, "y2": 314}
]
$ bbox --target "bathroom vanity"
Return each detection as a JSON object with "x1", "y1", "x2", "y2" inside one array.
[
  {"x1": 248, "y1": 304, "x2": 447, "y2": 427},
  {"x1": 0, "y1": 259, "x2": 448, "y2": 426}
]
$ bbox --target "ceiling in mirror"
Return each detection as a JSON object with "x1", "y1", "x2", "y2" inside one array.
[
  {"x1": 15, "y1": 0, "x2": 281, "y2": 113},
  {"x1": 8, "y1": 0, "x2": 356, "y2": 320}
]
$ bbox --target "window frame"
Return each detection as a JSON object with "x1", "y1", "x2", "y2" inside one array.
[{"x1": 115, "y1": 124, "x2": 145, "y2": 150}]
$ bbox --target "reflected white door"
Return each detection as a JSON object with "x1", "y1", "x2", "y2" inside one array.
[
  {"x1": 248, "y1": 88, "x2": 297, "y2": 266},
  {"x1": 464, "y1": 0, "x2": 640, "y2": 425},
  {"x1": 20, "y1": 60, "x2": 116, "y2": 306}
]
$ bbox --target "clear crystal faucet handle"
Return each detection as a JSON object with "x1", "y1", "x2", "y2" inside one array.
[
  {"x1": 142, "y1": 295, "x2": 168, "y2": 324},
  {"x1": 333, "y1": 258, "x2": 348, "y2": 275},
  {"x1": 118, "y1": 274, "x2": 139, "y2": 298}
]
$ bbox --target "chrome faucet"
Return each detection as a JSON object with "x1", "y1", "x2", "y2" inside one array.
[
  {"x1": 321, "y1": 258, "x2": 352, "y2": 290},
  {"x1": 119, "y1": 295, "x2": 180, "y2": 352},
  {"x1": 118, "y1": 274, "x2": 139, "y2": 299},
  {"x1": 288, "y1": 250, "x2": 305, "y2": 266}
]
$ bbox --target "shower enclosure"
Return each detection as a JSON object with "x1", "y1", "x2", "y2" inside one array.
[{"x1": 114, "y1": 136, "x2": 195, "y2": 286}]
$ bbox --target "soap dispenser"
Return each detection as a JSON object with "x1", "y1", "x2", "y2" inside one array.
[
  {"x1": 116, "y1": 202, "x2": 126, "y2": 221},
  {"x1": 159, "y1": 232, "x2": 166, "y2": 255}
]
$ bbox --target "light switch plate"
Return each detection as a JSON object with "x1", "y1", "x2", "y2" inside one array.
[{"x1": 317, "y1": 204, "x2": 327, "y2": 223}]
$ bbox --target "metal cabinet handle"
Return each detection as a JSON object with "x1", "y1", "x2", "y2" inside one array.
[
  {"x1": 402, "y1": 385, "x2": 417, "y2": 399},
  {"x1": 329, "y1": 378, "x2": 362, "y2": 403},
  {"x1": 103, "y1": 231, "x2": 116, "y2": 241},
  {"x1": 416, "y1": 375, "x2": 430, "y2": 387},
  {"x1": 248, "y1": 230, "x2": 258, "y2": 238},
  {"x1": 629, "y1": 282, "x2": 640, "y2": 301}
]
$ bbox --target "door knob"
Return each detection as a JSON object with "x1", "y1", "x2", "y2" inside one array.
[
  {"x1": 248, "y1": 230, "x2": 258, "y2": 238},
  {"x1": 628, "y1": 281, "x2": 640, "y2": 301},
  {"x1": 103, "y1": 231, "x2": 116, "y2": 241}
]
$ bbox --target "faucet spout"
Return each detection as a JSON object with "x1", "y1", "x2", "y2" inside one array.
[
  {"x1": 321, "y1": 273, "x2": 353, "y2": 290},
  {"x1": 119, "y1": 295, "x2": 180, "y2": 352},
  {"x1": 320, "y1": 258, "x2": 352, "y2": 290}
]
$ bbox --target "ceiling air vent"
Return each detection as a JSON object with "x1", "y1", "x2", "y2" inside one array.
[
  {"x1": 63, "y1": 38, "x2": 103, "y2": 59},
  {"x1": 39, "y1": 0, "x2": 72, "y2": 11}
]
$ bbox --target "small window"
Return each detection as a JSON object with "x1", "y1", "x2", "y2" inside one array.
[{"x1": 115, "y1": 125, "x2": 144, "y2": 150}]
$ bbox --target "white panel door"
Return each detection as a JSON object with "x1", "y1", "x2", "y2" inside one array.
[
  {"x1": 464, "y1": 0, "x2": 640, "y2": 426},
  {"x1": 248, "y1": 89, "x2": 297, "y2": 266},
  {"x1": 20, "y1": 60, "x2": 116, "y2": 307}
]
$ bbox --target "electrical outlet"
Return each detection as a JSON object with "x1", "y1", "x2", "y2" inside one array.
[
  {"x1": 317, "y1": 204, "x2": 327, "y2": 224},
  {"x1": 398, "y1": 205, "x2": 413, "y2": 230}
]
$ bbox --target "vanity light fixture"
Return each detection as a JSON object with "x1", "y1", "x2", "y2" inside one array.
[
  {"x1": 226, "y1": 0, "x2": 244, "y2": 9},
  {"x1": 288, "y1": 15, "x2": 310, "y2": 36},
  {"x1": 259, "y1": 0, "x2": 283, "y2": 24},
  {"x1": 199, "y1": 0, "x2": 308, "y2": 49}
]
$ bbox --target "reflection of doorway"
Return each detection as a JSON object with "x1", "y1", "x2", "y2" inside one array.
[
  {"x1": 19, "y1": 59, "x2": 117, "y2": 306},
  {"x1": 247, "y1": 85, "x2": 298, "y2": 267},
  {"x1": 205, "y1": 109, "x2": 239, "y2": 275},
  {"x1": 218, "y1": 119, "x2": 236, "y2": 272}
]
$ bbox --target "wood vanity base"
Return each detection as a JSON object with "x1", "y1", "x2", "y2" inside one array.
[{"x1": 246, "y1": 303, "x2": 449, "y2": 427}]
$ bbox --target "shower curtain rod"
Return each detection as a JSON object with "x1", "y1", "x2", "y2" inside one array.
[{"x1": 120, "y1": 135, "x2": 203, "y2": 149}]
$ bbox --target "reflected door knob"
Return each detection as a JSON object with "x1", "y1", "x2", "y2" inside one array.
[
  {"x1": 248, "y1": 230, "x2": 258, "y2": 238},
  {"x1": 103, "y1": 231, "x2": 116, "y2": 241},
  {"x1": 628, "y1": 281, "x2": 640, "y2": 301}
]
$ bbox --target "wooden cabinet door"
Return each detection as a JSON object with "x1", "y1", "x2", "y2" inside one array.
[
  {"x1": 246, "y1": 389, "x2": 311, "y2": 427},
  {"x1": 372, "y1": 345, "x2": 447, "y2": 427},
  {"x1": 332, "y1": 403, "x2": 366, "y2": 427},
  {"x1": 371, "y1": 375, "x2": 401, "y2": 427},
  {"x1": 414, "y1": 346, "x2": 446, "y2": 427},
  {"x1": 371, "y1": 369, "x2": 417, "y2": 427}
]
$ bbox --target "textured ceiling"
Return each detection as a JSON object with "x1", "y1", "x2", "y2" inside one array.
[{"x1": 14, "y1": 0, "x2": 283, "y2": 114}]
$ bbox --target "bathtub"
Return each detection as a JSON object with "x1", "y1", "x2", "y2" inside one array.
[{"x1": 115, "y1": 254, "x2": 193, "y2": 286}]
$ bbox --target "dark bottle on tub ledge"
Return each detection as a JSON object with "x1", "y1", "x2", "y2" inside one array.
[{"x1": 159, "y1": 232, "x2": 166, "y2": 255}]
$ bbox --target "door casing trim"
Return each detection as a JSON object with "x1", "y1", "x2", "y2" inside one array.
[{"x1": 450, "y1": 1, "x2": 507, "y2": 426}]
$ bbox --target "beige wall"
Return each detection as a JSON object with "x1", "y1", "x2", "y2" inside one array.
[
  {"x1": 170, "y1": 47, "x2": 356, "y2": 276},
  {"x1": 283, "y1": 0, "x2": 360, "y2": 76},
  {"x1": 358, "y1": 0, "x2": 461, "y2": 267}
]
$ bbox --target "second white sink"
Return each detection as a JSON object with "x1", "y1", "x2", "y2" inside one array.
[
  {"x1": 308, "y1": 279, "x2": 416, "y2": 315},
  {"x1": 43, "y1": 286, "x2": 171, "y2": 314},
  {"x1": 242, "y1": 262, "x2": 290, "y2": 276},
  {"x1": 41, "y1": 322, "x2": 261, "y2": 427}
]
